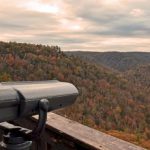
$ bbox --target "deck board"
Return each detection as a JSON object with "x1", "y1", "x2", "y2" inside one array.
[{"x1": 34, "y1": 113, "x2": 147, "y2": 150}]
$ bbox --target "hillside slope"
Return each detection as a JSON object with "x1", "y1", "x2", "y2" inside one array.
[
  {"x1": 0, "y1": 42, "x2": 149, "y2": 149},
  {"x1": 66, "y1": 51, "x2": 150, "y2": 71},
  {"x1": 126, "y1": 64, "x2": 150, "y2": 88}
]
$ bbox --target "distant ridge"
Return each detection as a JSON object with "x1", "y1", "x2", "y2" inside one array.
[{"x1": 66, "y1": 51, "x2": 150, "y2": 71}]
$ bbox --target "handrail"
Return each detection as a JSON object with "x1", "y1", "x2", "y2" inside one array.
[{"x1": 14, "y1": 113, "x2": 147, "y2": 150}]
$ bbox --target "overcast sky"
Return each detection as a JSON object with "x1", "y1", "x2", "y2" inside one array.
[{"x1": 0, "y1": 0, "x2": 149, "y2": 52}]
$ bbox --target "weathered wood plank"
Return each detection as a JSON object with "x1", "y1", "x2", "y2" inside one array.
[{"x1": 33, "y1": 113, "x2": 147, "y2": 150}]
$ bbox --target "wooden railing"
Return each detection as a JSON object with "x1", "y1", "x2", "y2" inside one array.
[{"x1": 13, "y1": 113, "x2": 146, "y2": 150}]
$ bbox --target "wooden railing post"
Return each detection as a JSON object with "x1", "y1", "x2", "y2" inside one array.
[{"x1": 37, "y1": 138, "x2": 47, "y2": 150}]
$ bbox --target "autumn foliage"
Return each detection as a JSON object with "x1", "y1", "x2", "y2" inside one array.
[{"x1": 0, "y1": 41, "x2": 149, "y2": 149}]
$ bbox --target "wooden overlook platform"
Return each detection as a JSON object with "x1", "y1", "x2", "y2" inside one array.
[{"x1": 13, "y1": 112, "x2": 147, "y2": 150}]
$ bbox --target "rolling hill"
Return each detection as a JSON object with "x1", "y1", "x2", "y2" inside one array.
[
  {"x1": 0, "y1": 41, "x2": 149, "y2": 149},
  {"x1": 66, "y1": 51, "x2": 150, "y2": 71}
]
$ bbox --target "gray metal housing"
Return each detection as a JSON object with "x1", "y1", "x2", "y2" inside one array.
[{"x1": 0, "y1": 80, "x2": 78, "y2": 122}]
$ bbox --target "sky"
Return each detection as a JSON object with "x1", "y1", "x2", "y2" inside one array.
[{"x1": 0, "y1": 0, "x2": 149, "y2": 52}]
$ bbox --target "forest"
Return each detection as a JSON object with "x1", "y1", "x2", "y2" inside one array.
[
  {"x1": 66, "y1": 51, "x2": 150, "y2": 71},
  {"x1": 0, "y1": 41, "x2": 149, "y2": 149}
]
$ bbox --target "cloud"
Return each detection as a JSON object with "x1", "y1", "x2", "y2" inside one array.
[
  {"x1": 0, "y1": 0, "x2": 149, "y2": 52},
  {"x1": 130, "y1": 8, "x2": 145, "y2": 17},
  {"x1": 21, "y1": 0, "x2": 59, "y2": 14}
]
